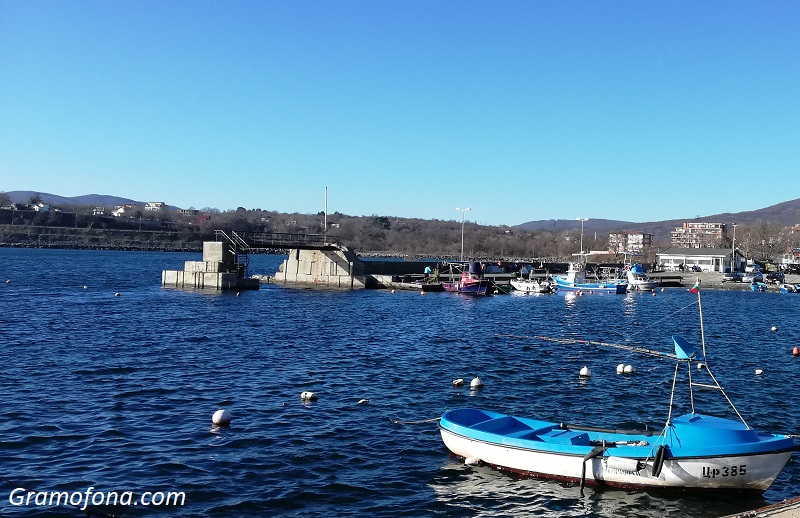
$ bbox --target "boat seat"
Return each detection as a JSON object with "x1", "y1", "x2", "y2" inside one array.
[{"x1": 540, "y1": 428, "x2": 591, "y2": 446}]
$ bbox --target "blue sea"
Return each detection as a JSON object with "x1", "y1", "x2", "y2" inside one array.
[{"x1": 1, "y1": 248, "x2": 798, "y2": 517}]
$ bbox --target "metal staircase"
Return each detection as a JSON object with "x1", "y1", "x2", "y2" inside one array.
[{"x1": 215, "y1": 230, "x2": 251, "y2": 277}]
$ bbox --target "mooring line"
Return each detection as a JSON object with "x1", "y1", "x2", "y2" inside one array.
[
  {"x1": 389, "y1": 417, "x2": 441, "y2": 425},
  {"x1": 496, "y1": 333, "x2": 678, "y2": 360}
]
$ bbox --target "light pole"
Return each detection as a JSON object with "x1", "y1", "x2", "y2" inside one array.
[
  {"x1": 456, "y1": 207, "x2": 471, "y2": 262},
  {"x1": 731, "y1": 223, "x2": 737, "y2": 272},
  {"x1": 576, "y1": 218, "x2": 588, "y2": 257}
]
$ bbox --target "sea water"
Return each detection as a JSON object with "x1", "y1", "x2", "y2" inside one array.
[{"x1": 1, "y1": 248, "x2": 798, "y2": 517}]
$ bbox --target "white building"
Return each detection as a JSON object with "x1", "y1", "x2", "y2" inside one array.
[
  {"x1": 145, "y1": 202, "x2": 166, "y2": 212},
  {"x1": 608, "y1": 231, "x2": 653, "y2": 254},
  {"x1": 656, "y1": 247, "x2": 744, "y2": 273}
]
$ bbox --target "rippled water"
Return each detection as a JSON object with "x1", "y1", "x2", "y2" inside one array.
[{"x1": 1, "y1": 248, "x2": 798, "y2": 517}]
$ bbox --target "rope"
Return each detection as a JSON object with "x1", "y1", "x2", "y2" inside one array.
[
  {"x1": 496, "y1": 333, "x2": 677, "y2": 359},
  {"x1": 389, "y1": 417, "x2": 440, "y2": 425}
]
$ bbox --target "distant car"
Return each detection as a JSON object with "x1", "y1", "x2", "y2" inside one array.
[
  {"x1": 743, "y1": 271, "x2": 764, "y2": 283},
  {"x1": 722, "y1": 272, "x2": 743, "y2": 283},
  {"x1": 765, "y1": 272, "x2": 785, "y2": 284}
]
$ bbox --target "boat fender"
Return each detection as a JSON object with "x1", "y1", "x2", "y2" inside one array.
[
  {"x1": 579, "y1": 445, "x2": 607, "y2": 491},
  {"x1": 651, "y1": 445, "x2": 666, "y2": 477},
  {"x1": 606, "y1": 456, "x2": 642, "y2": 473},
  {"x1": 464, "y1": 456, "x2": 480, "y2": 466}
]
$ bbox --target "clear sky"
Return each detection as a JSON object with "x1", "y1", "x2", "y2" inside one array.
[{"x1": 1, "y1": 2, "x2": 798, "y2": 226}]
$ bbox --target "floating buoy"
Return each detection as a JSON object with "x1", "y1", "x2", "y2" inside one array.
[
  {"x1": 624, "y1": 364, "x2": 636, "y2": 374},
  {"x1": 652, "y1": 291, "x2": 656, "y2": 296},
  {"x1": 616, "y1": 364, "x2": 625, "y2": 374},
  {"x1": 697, "y1": 362, "x2": 706, "y2": 370},
  {"x1": 470, "y1": 376, "x2": 484, "y2": 390},
  {"x1": 391, "y1": 289, "x2": 396, "y2": 294},
  {"x1": 211, "y1": 408, "x2": 231, "y2": 427},
  {"x1": 420, "y1": 291, "x2": 425, "y2": 296},
  {"x1": 5, "y1": 279, "x2": 10, "y2": 284},
  {"x1": 755, "y1": 369, "x2": 764, "y2": 375},
  {"x1": 660, "y1": 287, "x2": 665, "y2": 292},
  {"x1": 579, "y1": 366, "x2": 591, "y2": 378},
  {"x1": 83, "y1": 285, "x2": 87, "y2": 290},
  {"x1": 357, "y1": 399, "x2": 369, "y2": 405},
  {"x1": 771, "y1": 326, "x2": 777, "y2": 332},
  {"x1": 236, "y1": 292, "x2": 241, "y2": 297},
  {"x1": 300, "y1": 391, "x2": 317, "y2": 402},
  {"x1": 114, "y1": 292, "x2": 121, "y2": 297},
  {"x1": 793, "y1": 346, "x2": 799, "y2": 357},
  {"x1": 452, "y1": 378, "x2": 464, "y2": 387}
]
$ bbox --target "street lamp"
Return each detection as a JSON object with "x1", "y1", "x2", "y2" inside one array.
[
  {"x1": 731, "y1": 223, "x2": 737, "y2": 272},
  {"x1": 576, "y1": 218, "x2": 588, "y2": 257},
  {"x1": 455, "y1": 207, "x2": 471, "y2": 262}
]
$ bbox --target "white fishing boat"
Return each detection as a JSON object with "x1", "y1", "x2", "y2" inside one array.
[
  {"x1": 625, "y1": 263, "x2": 660, "y2": 291},
  {"x1": 439, "y1": 290, "x2": 796, "y2": 492},
  {"x1": 510, "y1": 277, "x2": 554, "y2": 294}
]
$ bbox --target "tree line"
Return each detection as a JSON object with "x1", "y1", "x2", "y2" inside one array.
[{"x1": 0, "y1": 192, "x2": 794, "y2": 263}]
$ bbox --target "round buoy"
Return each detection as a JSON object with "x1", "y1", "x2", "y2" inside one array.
[
  {"x1": 114, "y1": 292, "x2": 121, "y2": 297},
  {"x1": 211, "y1": 408, "x2": 231, "y2": 427},
  {"x1": 616, "y1": 364, "x2": 624, "y2": 374},
  {"x1": 391, "y1": 289, "x2": 396, "y2": 294},
  {"x1": 452, "y1": 378, "x2": 464, "y2": 387},
  {"x1": 755, "y1": 369, "x2": 764, "y2": 375},
  {"x1": 579, "y1": 366, "x2": 591, "y2": 378},
  {"x1": 793, "y1": 346, "x2": 799, "y2": 357},
  {"x1": 623, "y1": 364, "x2": 636, "y2": 374},
  {"x1": 697, "y1": 362, "x2": 706, "y2": 370},
  {"x1": 470, "y1": 376, "x2": 484, "y2": 390},
  {"x1": 236, "y1": 292, "x2": 241, "y2": 297},
  {"x1": 771, "y1": 326, "x2": 777, "y2": 332},
  {"x1": 357, "y1": 399, "x2": 369, "y2": 405},
  {"x1": 420, "y1": 291, "x2": 425, "y2": 296},
  {"x1": 300, "y1": 391, "x2": 318, "y2": 402},
  {"x1": 83, "y1": 285, "x2": 87, "y2": 290},
  {"x1": 660, "y1": 287, "x2": 665, "y2": 292},
  {"x1": 5, "y1": 279, "x2": 10, "y2": 284},
  {"x1": 652, "y1": 291, "x2": 656, "y2": 296}
]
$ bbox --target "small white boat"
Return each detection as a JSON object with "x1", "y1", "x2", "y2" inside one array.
[
  {"x1": 625, "y1": 263, "x2": 660, "y2": 291},
  {"x1": 510, "y1": 277, "x2": 554, "y2": 294}
]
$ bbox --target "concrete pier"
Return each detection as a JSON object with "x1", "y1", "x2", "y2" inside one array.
[
  {"x1": 273, "y1": 247, "x2": 366, "y2": 288},
  {"x1": 162, "y1": 241, "x2": 259, "y2": 290}
]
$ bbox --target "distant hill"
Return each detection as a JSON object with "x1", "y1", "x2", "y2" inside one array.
[
  {"x1": 5, "y1": 191, "x2": 143, "y2": 208},
  {"x1": 516, "y1": 198, "x2": 800, "y2": 243}
]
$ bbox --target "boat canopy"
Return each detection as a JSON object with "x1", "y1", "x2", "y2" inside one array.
[
  {"x1": 630, "y1": 263, "x2": 646, "y2": 274},
  {"x1": 672, "y1": 335, "x2": 703, "y2": 361}
]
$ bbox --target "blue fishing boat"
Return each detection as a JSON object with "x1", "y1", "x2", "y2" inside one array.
[
  {"x1": 439, "y1": 293, "x2": 796, "y2": 492},
  {"x1": 553, "y1": 263, "x2": 627, "y2": 294}
]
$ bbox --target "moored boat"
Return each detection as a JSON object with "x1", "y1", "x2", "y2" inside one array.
[
  {"x1": 439, "y1": 291, "x2": 797, "y2": 492},
  {"x1": 510, "y1": 277, "x2": 554, "y2": 294},
  {"x1": 625, "y1": 263, "x2": 660, "y2": 291},
  {"x1": 442, "y1": 262, "x2": 493, "y2": 295},
  {"x1": 553, "y1": 263, "x2": 627, "y2": 294}
]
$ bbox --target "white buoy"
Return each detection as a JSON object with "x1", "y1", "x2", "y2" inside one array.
[
  {"x1": 616, "y1": 364, "x2": 625, "y2": 374},
  {"x1": 624, "y1": 364, "x2": 636, "y2": 374},
  {"x1": 114, "y1": 292, "x2": 121, "y2": 297},
  {"x1": 211, "y1": 408, "x2": 231, "y2": 427},
  {"x1": 579, "y1": 366, "x2": 591, "y2": 378},
  {"x1": 300, "y1": 391, "x2": 318, "y2": 401},
  {"x1": 755, "y1": 369, "x2": 764, "y2": 375},
  {"x1": 391, "y1": 289, "x2": 396, "y2": 294},
  {"x1": 452, "y1": 378, "x2": 464, "y2": 387},
  {"x1": 470, "y1": 376, "x2": 484, "y2": 389},
  {"x1": 83, "y1": 285, "x2": 87, "y2": 290},
  {"x1": 357, "y1": 398, "x2": 369, "y2": 405},
  {"x1": 771, "y1": 326, "x2": 777, "y2": 332},
  {"x1": 464, "y1": 456, "x2": 480, "y2": 465},
  {"x1": 697, "y1": 362, "x2": 706, "y2": 370}
]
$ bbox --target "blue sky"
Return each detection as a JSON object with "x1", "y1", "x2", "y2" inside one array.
[{"x1": 1, "y1": 2, "x2": 798, "y2": 226}]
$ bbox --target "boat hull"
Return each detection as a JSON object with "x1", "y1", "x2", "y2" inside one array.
[
  {"x1": 442, "y1": 280, "x2": 493, "y2": 295},
  {"x1": 439, "y1": 409, "x2": 795, "y2": 492}
]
